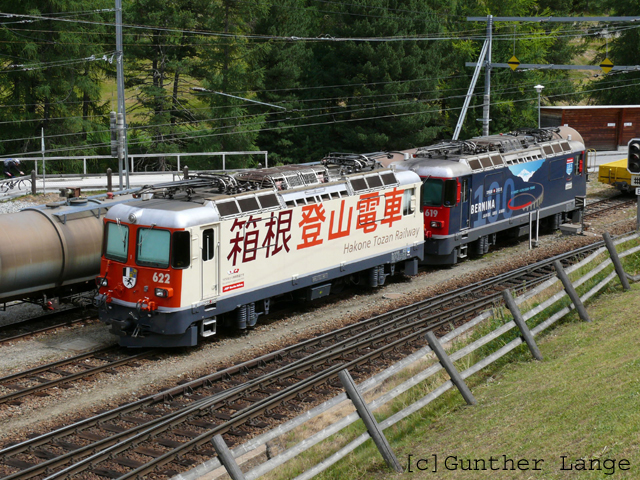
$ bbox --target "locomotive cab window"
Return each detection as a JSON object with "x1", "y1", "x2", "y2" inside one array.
[
  {"x1": 136, "y1": 228, "x2": 170, "y2": 268},
  {"x1": 104, "y1": 222, "x2": 129, "y2": 262},
  {"x1": 172, "y1": 231, "x2": 190, "y2": 269},
  {"x1": 202, "y1": 228, "x2": 214, "y2": 261},
  {"x1": 421, "y1": 178, "x2": 443, "y2": 207}
]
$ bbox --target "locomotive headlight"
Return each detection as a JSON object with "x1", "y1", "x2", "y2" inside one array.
[
  {"x1": 95, "y1": 276, "x2": 108, "y2": 287},
  {"x1": 430, "y1": 220, "x2": 443, "y2": 228},
  {"x1": 128, "y1": 212, "x2": 137, "y2": 224},
  {"x1": 155, "y1": 287, "x2": 174, "y2": 298}
]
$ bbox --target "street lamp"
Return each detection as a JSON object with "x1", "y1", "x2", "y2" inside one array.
[{"x1": 534, "y1": 84, "x2": 544, "y2": 129}]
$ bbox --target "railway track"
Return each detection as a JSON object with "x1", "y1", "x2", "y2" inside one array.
[
  {"x1": 584, "y1": 195, "x2": 636, "y2": 220},
  {"x1": 0, "y1": 347, "x2": 156, "y2": 406},
  {"x1": 0, "y1": 240, "x2": 610, "y2": 480},
  {"x1": 0, "y1": 308, "x2": 95, "y2": 346}
]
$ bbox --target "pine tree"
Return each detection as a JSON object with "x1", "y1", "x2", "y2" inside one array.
[{"x1": 0, "y1": 0, "x2": 112, "y2": 171}]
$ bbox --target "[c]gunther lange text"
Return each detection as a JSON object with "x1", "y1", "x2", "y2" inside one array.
[{"x1": 407, "y1": 454, "x2": 631, "y2": 475}]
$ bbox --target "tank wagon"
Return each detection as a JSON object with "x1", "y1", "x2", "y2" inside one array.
[
  {"x1": 0, "y1": 193, "x2": 135, "y2": 307},
  {"x1": 392, "y1": 127, "x2": 587, "y2": 265},
  {"x1": 95, "y1": 155, "x2": 425, "y2": 348}
]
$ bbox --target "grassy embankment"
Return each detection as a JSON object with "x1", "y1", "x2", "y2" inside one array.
[{"x1": 265, "y1": 240, "x2": 640, "y2": 480}]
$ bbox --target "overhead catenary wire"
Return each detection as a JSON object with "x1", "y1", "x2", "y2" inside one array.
[
  {"x1": 0, "y1": 72, "x2": 611, "y2": 142},
  {"x1": 0, "y1": 68, "x2": 629, "y2": 134},
  {"x1": 5, "y1": 76, "x2": 640, "y2": 159},
  {"x1": 0, "y1": 8, "x2": 637, "y2": 156}
]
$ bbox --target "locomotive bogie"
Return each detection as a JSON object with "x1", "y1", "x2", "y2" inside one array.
[{"x1": 97, "y1": 168, "x2": 425, "y2": 348}]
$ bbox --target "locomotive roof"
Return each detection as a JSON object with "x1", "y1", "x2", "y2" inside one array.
[
  {"x1": 104, "y1": 167, "x2": 420, "y2": 229},
  {"x1": 393, "y1": 159, "x2": 471, "y2": 178},
  {"x1": 393, "y1": 127, "x2": 585, "y2": 178}
]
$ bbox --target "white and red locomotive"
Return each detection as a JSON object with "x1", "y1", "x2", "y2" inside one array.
[
  {"x1": 392, "y1": 127, "x2": 587, "y2": 264},
  {"x1": 96, "y1": 155, "x2": 425, "y2": 347}
]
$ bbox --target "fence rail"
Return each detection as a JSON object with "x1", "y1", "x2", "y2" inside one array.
[
  {"x1": 174, "y1": 232, "x2": 639, "y2": 480},
  {"x1": 13, "y1": 151, "x2": 269, "y2": 176}
]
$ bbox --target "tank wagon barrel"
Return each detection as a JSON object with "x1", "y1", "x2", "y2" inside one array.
[{"x1": 0, "y1": 193, "x2": 136, "y2": 306}]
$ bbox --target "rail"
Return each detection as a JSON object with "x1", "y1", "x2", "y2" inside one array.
[
  {"x1": 0, "y1": 242, "x2": 604, "y2": 479},
  {"x1": 180, "y1": 232, "x2": 640, "y2": 480}
]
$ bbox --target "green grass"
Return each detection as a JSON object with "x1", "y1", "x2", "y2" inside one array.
[
  {"x1": 314, "y1": 285, "x2": 640, "y2": 480},
  {"x1": 262, "y1": 246, "x2": 640, "y2": 480}
]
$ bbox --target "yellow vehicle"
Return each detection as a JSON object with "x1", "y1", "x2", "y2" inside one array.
[{"x1": 598, "y1": 158, "x2": 634, "y2": 192}]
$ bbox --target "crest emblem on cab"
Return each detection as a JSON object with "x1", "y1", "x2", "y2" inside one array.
[{"x1": 123, "y1": 267, "x2": 138, "y2": 288}]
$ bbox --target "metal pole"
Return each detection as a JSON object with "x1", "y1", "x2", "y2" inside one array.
[
  {"x1": 482, "y1": 15, "x2": 492, "y2": 137},
  {"x1": 211, "y1": 435, "x2": 247, "y2": 480},
  {"x1": 106, "y1": 168, "x2": 113, "y2": 193},
  {"x1": 637, "y1": 191, "x2": 640, "y2": 231},
  {"x1": 41, "y1": 127, "x2": 46, "y2": 194},
  {"x1": 425, "y1": 331, "x2": 477, "y2": 405},
  {"x1": 83, "y1": 157, "x2": 87, "y2": 175},
  {"x1": 454, "y1": 39, "x2": 489, "y2": 140},
  {"x1": 115, "y1": 0, "x2": 129, "y2": 189},
  {"x1": 117, "y1": 113, "x2": 124, "y2": 190},
  {"x1": 223, "y1": 153, "x2": 226, "y2": 171},
  {"x1": 603, "y1": 232, "x2": 631, "y2": 290},
  {"x1": 538, "y1": 90, "x2": 541, "y2": 128}
]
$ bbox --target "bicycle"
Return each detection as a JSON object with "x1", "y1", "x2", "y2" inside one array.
[{"x1": 0, "y1": 176, "x2": 32, "y2": 194}]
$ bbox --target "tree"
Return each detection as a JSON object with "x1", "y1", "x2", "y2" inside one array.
[
  {"x1": 124, "y1": 0, "x2": 208, "y2": 170},
  {"x1": 254, "y1": 0, "x2": 458, "y2": 163},
  {"x1": 0, "y1": 0, "x2": 112, "y2": 171},
  {"x1": 588, "y1": 0, "x2": 640, "y2": 105},
  {"x1": 186, "y1": 0, "x2": 270, "y2": 169}
]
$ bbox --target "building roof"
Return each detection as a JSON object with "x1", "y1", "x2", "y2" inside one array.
[{"x1": 541, "y1": 105, "x2": 640, "y2": 110}]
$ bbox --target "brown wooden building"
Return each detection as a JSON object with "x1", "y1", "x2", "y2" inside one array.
[{"x1": 541, "y1": 105, "x2": 640, "y2": 151}]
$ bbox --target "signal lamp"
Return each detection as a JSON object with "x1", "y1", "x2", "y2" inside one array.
[{"x1": 628, "y1": 139, "x2": 640, "y2": 174}]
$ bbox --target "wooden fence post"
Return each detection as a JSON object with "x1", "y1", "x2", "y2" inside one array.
[
  {"x1": 603, "y1": 232, "x2": 631, "y2": 291},
  {"x1": 502, "y1": 289, "x2": 543, "y2": 360},
  {"x1": 553, "y1": 260, "x2": 591, "y2": 322},
  {"x1": 425, "y1": 331, "x2": 477, "y2": 405},
  {"x1": 211, "y1": 434, "x2": 247, "y2": 480},
  {"x1": 338, "y1": 369, "x2": 403, "y2": 473}
]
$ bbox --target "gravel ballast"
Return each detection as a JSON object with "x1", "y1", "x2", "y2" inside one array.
[{"x1": 0, "y1": 187, "x2": 634, "y2": 446}]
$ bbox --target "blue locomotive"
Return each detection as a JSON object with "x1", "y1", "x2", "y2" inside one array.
[{"x1": 392, "y1": 127, "x2": 587, "y2": 264}]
